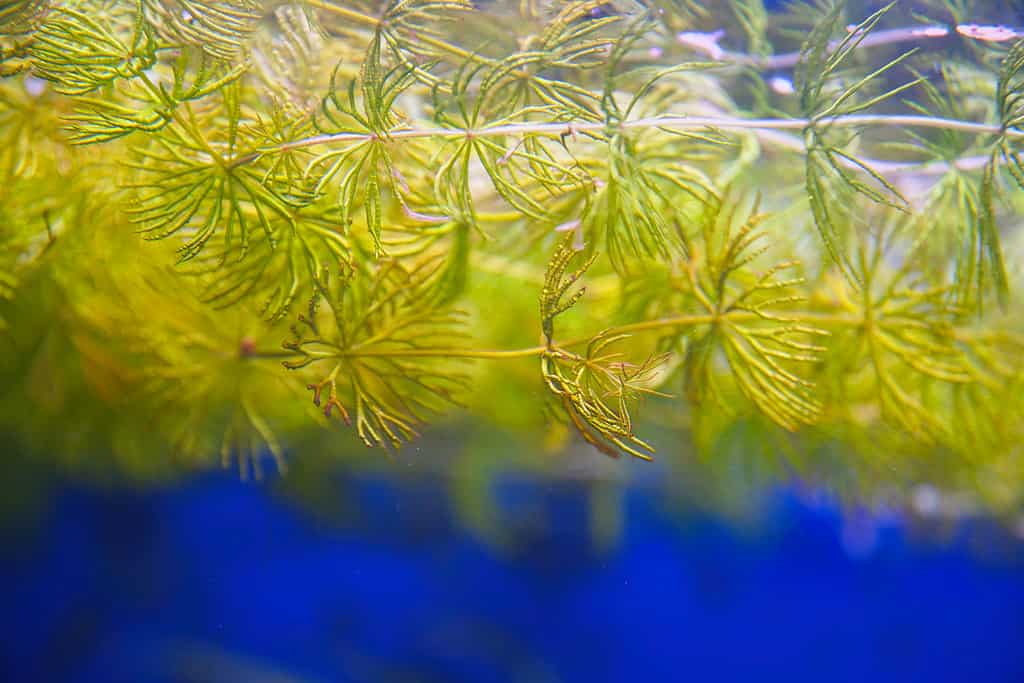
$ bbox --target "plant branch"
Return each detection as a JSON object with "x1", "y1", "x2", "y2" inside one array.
[
  {"x1": 680, "y1": 23, "x2": 1024, "y2": 71},
  {"x1": 229, "y1": 114, "x2": 1023, "y2": 176},
  {"x1": 267, "y1": 310, "x2": 876, "y2": 365}
]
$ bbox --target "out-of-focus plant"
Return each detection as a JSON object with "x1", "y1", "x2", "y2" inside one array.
[{"x1": 1, "y1": 0, "x2": 1023, "y2": 513}]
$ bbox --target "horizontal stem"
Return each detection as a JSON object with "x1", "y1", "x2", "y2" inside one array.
[
  {"x1": 305, "y1": 1, "x2": 1017, "y2": 76},
  {"x1": 341, "y1": 345, "x2": 548, "y2": 359},
  {"x1": 259, "y1": 310, "x2": 1007, "y2": 365},
  {"x1": 684, "y1": 23, "x2": 1024, "y2": 72},
  {"x1": 247, "y1": 350, "x2": 295, "y2": 359},
  {"x1": 253, "y1": 113, "x2": 1022, "y2": 146},
  {"x1": 303, "y1": 0, "x2": 380, "y2": 28},
  {"x1": 229, "y1": 114, "x2": 1022, "y2": 174},
  {"x1": 278, "y1": 312, "x2": 854, "y2": 361},
  {"x1": 690, "y1": 26, "x2": 951, "y2": 71},
  {"x1": 577, "y1": 314, "x2": 717, "y2": 339},
  {"x1": 757, "y1": 26, "x2": 953, "y2": 70},
  {"x1": 231, "y1": 7, "x2": 1023, "y2": 177}
]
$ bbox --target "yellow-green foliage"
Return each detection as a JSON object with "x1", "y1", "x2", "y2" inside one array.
[{"x1": 1, "y1": 0, "x2": 1023, "y2": 509}]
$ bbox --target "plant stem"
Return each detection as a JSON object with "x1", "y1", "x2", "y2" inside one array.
[
  {"x1": 343, "y1": 346, "x2": 549, "y2": 359},
  {"x1": 229, "y1": 113, "x2": 1022, "y2": 173},
  {"x1": 683, "y1": 23, "x2": 1024, "y2": 71},
  {"x1": 262, "y1": 311, "x2": 869, "y2": 364},
  {"x1": 690, "y1": 26, "x2": 949, "y2": 71},
  {"x1": 305, "y1": 0, "x2": 1017, "y2": 74},
  {"x1": 246, "y1": 114, "x2": 1022, "y2": 149},
  {"x1": 279, "y1": 4, "x2": 1023, "y2": 181},
  {"x1": 303, "y1": 0, "x2": 381, "y2": 28}
]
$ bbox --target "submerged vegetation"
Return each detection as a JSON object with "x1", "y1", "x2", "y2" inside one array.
[{"x1": 1, "y1": 0, "x2": 1023, "y2": 513}]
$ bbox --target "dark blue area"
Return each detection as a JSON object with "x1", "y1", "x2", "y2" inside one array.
[{"x1": 2, "y1": 469, "x2": 1023, "y2": 683}]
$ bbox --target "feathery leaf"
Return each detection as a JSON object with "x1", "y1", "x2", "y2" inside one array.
[{"x1": 283, "y1": 256, "x2": 471, "y2": 449}]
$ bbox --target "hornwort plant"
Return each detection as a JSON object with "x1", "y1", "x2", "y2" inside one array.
[{"x1": 1, "y1": 0, "x2": 1022, "y2": 509}]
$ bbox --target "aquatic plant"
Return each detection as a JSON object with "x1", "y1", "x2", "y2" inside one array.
[{"x1": 1, "y1": 0, "x2": 1022, "y2": 510}]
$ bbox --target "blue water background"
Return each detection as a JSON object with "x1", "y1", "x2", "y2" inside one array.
[{"x1": 2, "y1": 464, "x2": 1023, "y2": 683}]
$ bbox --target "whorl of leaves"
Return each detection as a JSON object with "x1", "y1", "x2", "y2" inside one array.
[
  {"x1": 282, "y1": 256, "x2": 470, "y2": 449},
  {"x1": 797, "y1": 1, "x2": 918, "y2": 286},
  {"x1": 29, "y1": 1, "x2": 156, "y2": 95},
  {"x1": 142, "y1": 0, "x2": 262, "y2": 61},
  {"x1": 124, "y1": 89, "x2": 298, "y2": 263},
  {"x1": 678, "y1": 196, "x2": 827, "y2": 431},
  {"x1": 540, "y1": 234, "x2": 664, "y2": 460}
]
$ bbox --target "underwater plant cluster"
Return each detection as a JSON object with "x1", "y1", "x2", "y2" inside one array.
[{"x1": 0, "y1": 1, "x2": 1022, "y2": 512}]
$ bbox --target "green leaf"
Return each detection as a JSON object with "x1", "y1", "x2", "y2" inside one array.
[
  {"x1": 797, "y1": 2, "x2": 918, "y2": 286},
  {"x1": 582, "y1": 130, "x2": 714, "y2": 273},
  {"x1": 0, "y1": 0, "x2": 49, "y2": 35},
  {"x1": 978, "y1": 157, "x2": 1009, "y2": 310},
  {"x1": 142, "y1": 0, "x2": 261, "y2": 61},
  {"x1": 30, "y1": 2, "x2": 156, "y2": 96},
  {"x1": 283, "y1": 256, "x2": 471, "y2": 449},
  {"x1": 679, "y1": 196, "x2": 827, "y2": 431},
  {"x1": 194, "y1": 203, "x2": 350, "y2": 321},
  {"x1": 539, "y1": 233, "x2": 663, "y2": 460},
  {"x1": 124, "y1": 105, "x2": 296, "y2": 263},
  {"x1": 540, "y1": 232, "x2": 597, "y2": 343},
  {"x1": 541, "y1": 330, "x2": 664, "y2": 461}
]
